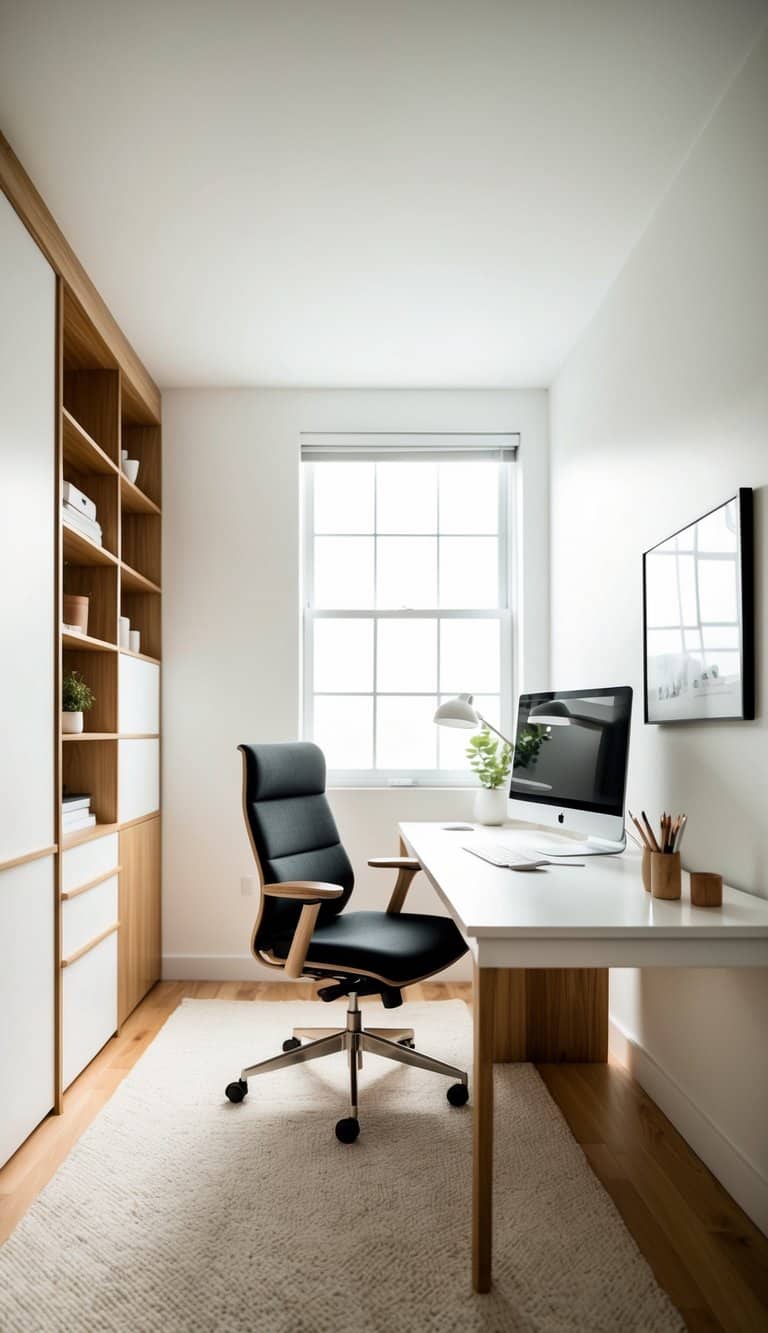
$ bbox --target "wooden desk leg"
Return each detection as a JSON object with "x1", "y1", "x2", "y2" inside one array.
[{"x1": 473, "y1": 963, "x2": 496, "y2": 1294}]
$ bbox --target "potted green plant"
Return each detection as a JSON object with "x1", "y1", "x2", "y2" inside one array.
[
  {"x1": 466, "y1": 726, "x2": 513, "y2": 825},
  {"x1": 62, "y1": 669, "x2": 95, "y2": 735}
]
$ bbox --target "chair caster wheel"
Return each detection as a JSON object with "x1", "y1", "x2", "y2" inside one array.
[
  {"x1": 398, "y1": 1038, "x2": 415, "y2": 1049},
  {"x1": 335, "y1": 1117, "x2": 360, "y2": 1144},
  {"x1": 225, "y1": 1079, "x2": 248, "y2": 1103},
  {"x1": 447, "y1": 1082, "x2": 469, "y2": 1107},
  {"x1": 282, "y1": 1037, "x2": 301, "y2": 1052}
]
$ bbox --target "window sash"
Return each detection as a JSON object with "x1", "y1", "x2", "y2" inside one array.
[{"x1": 301, "y1": 454, "x2": 515, "y2": 785}]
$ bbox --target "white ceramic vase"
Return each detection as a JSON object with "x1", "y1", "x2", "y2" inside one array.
[
  {"x1": 62, "y1": 710, "x2": 84, "y2": 734},
  {"x1": 473, "y1": 786, "x2": 508, "y2": 826}
]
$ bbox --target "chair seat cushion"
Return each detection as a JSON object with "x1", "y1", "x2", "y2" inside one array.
[{"x1": 272, "y1": 910, "x2": 468, "y2": 985}]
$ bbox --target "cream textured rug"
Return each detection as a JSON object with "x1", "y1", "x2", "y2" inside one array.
[{"x1": 0, "y1": 999, "x2": 683, "y2": 1332}]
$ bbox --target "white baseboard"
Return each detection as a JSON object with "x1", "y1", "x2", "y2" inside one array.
[
  {"x1": 162, "y1": 954, "x2": 472, "y2": 983},
  {"x1": 609, "y1": 1017, "x2": 768, "y2": 1236}
]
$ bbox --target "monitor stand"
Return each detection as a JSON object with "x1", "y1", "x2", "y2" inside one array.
[{"x1": 531, "y1": 832, "x2": 627, "y2": 857}]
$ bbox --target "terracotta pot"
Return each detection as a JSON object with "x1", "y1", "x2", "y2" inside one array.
[{"x1": 63, "y1": 593, "x2": 89, "y2": 635}]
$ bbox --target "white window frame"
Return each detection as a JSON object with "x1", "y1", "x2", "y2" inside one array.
[{"x1": 300, "y1": 435, "x2": 518, "y2": 787}]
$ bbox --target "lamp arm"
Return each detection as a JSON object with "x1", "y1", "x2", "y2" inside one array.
[{"x1": 476, "y1": 713, "x2": 515, "y2": 749}]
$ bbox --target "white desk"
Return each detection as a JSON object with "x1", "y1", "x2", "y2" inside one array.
[{"x1": 399, "y1": 820, "x2": 768, "y2": 1292}]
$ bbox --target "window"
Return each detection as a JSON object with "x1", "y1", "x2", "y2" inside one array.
[{"x1": 301, "y1": 437, "x2": 516, "y2": 784}]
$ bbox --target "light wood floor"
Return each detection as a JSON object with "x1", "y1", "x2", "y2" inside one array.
[{"x1": 1, "y1": 981, "x2": 766, "y2": 1332}]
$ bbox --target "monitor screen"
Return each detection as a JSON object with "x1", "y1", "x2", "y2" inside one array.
[{"x1": 509, "y1": 686, "x2": 632, "y2": 817}]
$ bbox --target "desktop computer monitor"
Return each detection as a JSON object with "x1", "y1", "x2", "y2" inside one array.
[{"x1": 508, "y1": 685, "x2": 633, "y2": 854}]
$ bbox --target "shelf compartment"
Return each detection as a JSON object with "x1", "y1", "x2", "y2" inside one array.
[
  {"x1": 120, "y1": 588, "x2": 161, "y2": 661},
  {"x1": 63, "y1": 368, "x2": 120, "y2": 464},
  {"x1": 62, "y1": 738, "x2": 118, "y2": 827},
  {"x1": 120, "y1": 420, "x2": 161, "y2": 506},
  {"x1": 61, "y1": 630, "x2": 117, "y2": 653},
  {"x1": 62, "y1": 409, "x2": 117, "y2": 476},
  {"x1": 121, "y1": 514, "x2": 161, "y2": 587},
  {"x1": 62, "y1": 467, "x2": 119, "y2": 558},
  {"x1": 62, "y1": 647, "x2": 116, "y2": 735},
  {"x1": 120, "y1": 472, "x2": 161, "y2": 515},
  {"x1": 62, "y1": 521, "x2": 118, "y2": 568},
  {"x1": 120, "y1": 561, "x2": 161, "y2": 595},
  {"x1": 63, "y1": 564, "x2": 118, "y2": 648}
]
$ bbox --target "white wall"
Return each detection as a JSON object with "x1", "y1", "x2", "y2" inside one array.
[
  {"x1": 550, "y1": 31, "x2": 768, "y2": 1229},
  {"x1": 162, "y1": 389, "x2": 548, "y2": 982}
]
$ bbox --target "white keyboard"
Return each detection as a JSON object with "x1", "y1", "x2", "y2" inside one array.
[{"x1": 464, "y1": 842, "x2": 584, "y2": 870}]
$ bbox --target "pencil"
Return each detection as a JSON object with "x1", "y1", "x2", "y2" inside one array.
[
  {"x1": 628, "y1": 809, "x2": 650, "y2": 848},
  {"x1": 641, "y1": 810, "x2": 661, "y2": 853}
]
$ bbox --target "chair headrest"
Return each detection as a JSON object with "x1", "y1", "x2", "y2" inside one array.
[{"x1": 239, "y1": 742, "x2": 327, "y2": 802}]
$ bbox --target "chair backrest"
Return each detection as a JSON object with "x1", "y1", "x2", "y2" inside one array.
[{"x1": 239, "y1": 742, "x2": 355, "y2": 955}]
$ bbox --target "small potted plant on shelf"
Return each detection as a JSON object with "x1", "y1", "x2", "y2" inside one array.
[
  {"x1": 62, "y1": 669, "x2": 95, "y2": 735},
  {"x1": 466, "y1": 726, "x2": 513, "y2": 825}
]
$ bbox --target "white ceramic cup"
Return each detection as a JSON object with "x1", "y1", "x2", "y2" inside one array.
[
  {"x1": 119, "y1": 616, "x2": 131, "y2": 648},
  {"x1": 123, "y1": 458, "x2": 140, "y2": 485},
  {"x1": 129, "y1": 629, "x2": 141, "y2": 654}
]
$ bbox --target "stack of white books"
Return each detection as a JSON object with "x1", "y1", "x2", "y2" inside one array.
[
  {"x1": 62, "y1": 793, "x2": 96, "y2": 834},
  {"x1": 62, "y1": 480, "x2": 102, "y2": 547}
]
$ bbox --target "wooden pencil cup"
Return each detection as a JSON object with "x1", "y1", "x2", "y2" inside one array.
[
  {"x1": 690, "y1": 872, "x2": 723, "y2": 907},
  {"x1": 650, "y1": 851, "x2": 681, "y2": 900},
  {"x1": 641, "y1": 846, "x2": 652, "y2": 892}
]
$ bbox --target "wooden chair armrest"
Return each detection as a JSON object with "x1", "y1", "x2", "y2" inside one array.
[
  {"x1": 263, "y1": 881, "x2": 344, "y2": 902},
  {"x1": 368, "y1": 857, "x2": 421, "y2": 871},
  {"x1": 264, "y1": 882, "x2": 343, "y2": 979},
  {"x1": 367, "y1": 858, "x2": 422, "y2": 914}
]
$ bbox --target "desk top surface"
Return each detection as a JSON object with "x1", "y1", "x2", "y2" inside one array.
[{"x1": 399, "y1": 821, "x2": 768, "y2": 940}]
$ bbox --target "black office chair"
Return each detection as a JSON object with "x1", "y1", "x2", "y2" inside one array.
[{"x1": 225, "y1": 742, "x2": 470, "y2": 1142}]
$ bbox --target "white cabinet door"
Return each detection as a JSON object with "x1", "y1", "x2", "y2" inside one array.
[
  {"x1": 119, "y1": 654, "x2": 159, "y2": 735},
  {"x1": 62, "y1": 930, "x2": 118, "y2": 1090},
  {"x1": 0, "y1": 193, "x2": 55, "y2": 864},
  {"x1": 0, "y1": 858, "x2": 55, "y2": 1166},
  {"x1": 118, "y1": 739, "x2": 160, "y2": 823}
]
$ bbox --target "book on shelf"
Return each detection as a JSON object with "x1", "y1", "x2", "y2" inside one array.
[
  {"x1": 62, "y1": 480, "x2": 97, "y2": 523},
  {"x1": 62, "y1": 812, "x2": 96, "y2": 833},
  {"x1": 62, "y1": 793, "x2": 91, "y2": 814},
  {"x1": 62, "y1": 504, "x2": 103, "y2": 546}
]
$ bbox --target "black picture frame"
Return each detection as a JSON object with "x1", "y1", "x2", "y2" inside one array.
[{"x1": 642, "y1": 488, "x2": 754, "y2": 724}]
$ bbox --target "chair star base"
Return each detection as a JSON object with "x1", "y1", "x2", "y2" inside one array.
[{"x1": 225, "y1": 992, "x2": 469, "y2": 1141}]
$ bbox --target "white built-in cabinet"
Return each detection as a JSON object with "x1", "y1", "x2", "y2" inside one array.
[{"x1": 0, "y1": 191, "x2": 56, "y2": 1164}]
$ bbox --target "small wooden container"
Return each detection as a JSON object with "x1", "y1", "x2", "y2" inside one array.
[
  {"x1": 641, "y1": 846, "x2": 652, "y2": 893},
  {"x1": 651, "y1": 851, "x2": 681, "y2": 900},
  {"x1": 690, "y1": 872, "x2": 723, "y2": 907},
  {"x1": 63, "y1": 592, "x2": 89, "y2": 635}
]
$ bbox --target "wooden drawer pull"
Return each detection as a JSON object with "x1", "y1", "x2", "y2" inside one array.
[
  {"x1": 61, "y1": 866, "x2": 121, "y2": 901},
  {"x1": 61, "y1": 921, "x2": 119, "y2": 968}
]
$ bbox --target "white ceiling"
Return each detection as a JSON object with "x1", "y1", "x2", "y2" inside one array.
[{"x1": 1, "y1": 1, "x2": 765, "y2": 388}]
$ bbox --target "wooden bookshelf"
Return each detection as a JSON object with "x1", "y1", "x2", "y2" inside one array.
[{"x1": 58, "y1": 287, "x2": 162, "y2": 1043}]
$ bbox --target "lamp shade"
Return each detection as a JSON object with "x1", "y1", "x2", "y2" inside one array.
[
  {"x1": 529, "y1": 699, "x2": 572, "y2": 726},
  {"x1": 433, "y1": 694, "x2": 479, "y2": 729}
]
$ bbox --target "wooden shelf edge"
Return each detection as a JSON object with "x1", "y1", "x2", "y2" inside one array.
[
  {"x1": 118, "y1": 647, "x2": 161, "y2": 666},
  {"x1": 62, "y1": 520, "x2": 118, "y2": 568},
  {"x1": 62, "y1": 630, "x2": 118, "y2": 653},
  {"x1": 62, "y1": 407, "x2": 118, "y2": 474},
  {"x1": 119, "y1": 472, "x2": 161, "y2": 516},
  {"x1": 61, "y1": 823, "x2": 119, "y2": 850},
  {"x1": 118, "y1": 811, "x2": 160, "y2": 832},
  {"x1": 120, "y1": 560, "x2": 161, "y2": 594},
  {"x1": 61, "y1": 732, "x2": 117, "y2": 741}
]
